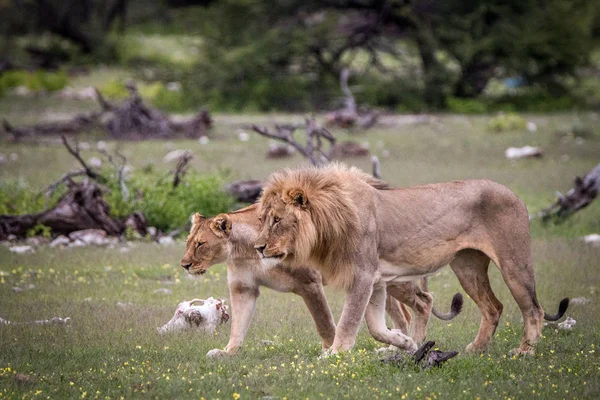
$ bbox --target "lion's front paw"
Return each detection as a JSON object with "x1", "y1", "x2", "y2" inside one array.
[{"x1": 206, "y1": 348, "x2": 230, "y2": 358}]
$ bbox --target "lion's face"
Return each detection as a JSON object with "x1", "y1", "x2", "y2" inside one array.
[
  {"x1": 181, "y1": 213, "x2": 231, "y2": 275},
  {"x1": 255, "y1": 190, "x2": 308, "y2": 267}
]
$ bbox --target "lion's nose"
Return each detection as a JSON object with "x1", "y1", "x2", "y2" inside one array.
[
  {"x1": 254, "y1": 244, "x2": 266, "y2": 255},
  {"x1": 181, "y1": 262, "x2": 192, "y2": 270}
]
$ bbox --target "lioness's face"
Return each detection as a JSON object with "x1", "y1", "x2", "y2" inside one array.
[
  {"x1": 181, "y1": 213, "x2": 231, "y2": 275},
  {"x1": 255, "y1": 195, "x2": 300, "y2": 267}
]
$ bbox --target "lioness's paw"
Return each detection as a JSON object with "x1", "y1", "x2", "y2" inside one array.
[
  {"x1": 206, "y1": 348, "x2": 230, "y2": 358},
  {"x1": 465, "y1": 342, "x2": 486, "y2": 354}
]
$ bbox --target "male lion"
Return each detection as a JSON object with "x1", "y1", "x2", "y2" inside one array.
[
  {"x1": 180, "y1": 204, "x2": 463, "y2": 357},
  {"x1": 255, "y1": 163, "x2": 569, "y2": 356}
]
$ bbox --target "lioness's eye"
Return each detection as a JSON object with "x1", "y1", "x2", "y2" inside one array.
[
  {"x1": 195, "y1": 242, "x2": 205, "y2": 249},
  {"x1": 273, "y1": 216, "x2": 281, "y2": 224}
]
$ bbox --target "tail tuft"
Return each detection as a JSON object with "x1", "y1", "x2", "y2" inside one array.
[
  {"x1": 432, "y1": 293, "x2": 464, "y2": 321},
  {"x1": 544, "y1": 297, "x2": 569, "y2": 321}
]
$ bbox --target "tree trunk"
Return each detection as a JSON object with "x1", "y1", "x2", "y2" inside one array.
[
  {"x1": 454, "y1": 58, "x2": 495, "y2": 98},
  {"x1": 412, "y1": 22, "x2": 448, "y2": 109}
]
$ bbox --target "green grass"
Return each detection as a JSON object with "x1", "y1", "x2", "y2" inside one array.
[{"x1": 1, "y1": 102, "x2": 600, "y2": 398}]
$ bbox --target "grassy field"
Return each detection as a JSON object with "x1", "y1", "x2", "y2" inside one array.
[{"x1": 1, "y1": 98, "x2": 600, "y2": 398}]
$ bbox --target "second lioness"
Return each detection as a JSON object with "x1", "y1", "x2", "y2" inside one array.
[{"x1": 181, "y1": 204, "x2": 462, "y2": 357}]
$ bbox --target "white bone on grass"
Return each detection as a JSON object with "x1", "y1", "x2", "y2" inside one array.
[{"x1": 157, "y1": 297, "x2": 229, "y2": 335}]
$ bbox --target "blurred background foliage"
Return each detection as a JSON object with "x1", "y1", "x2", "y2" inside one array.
[{"x1": 0, "y1": 0, "x2": 599, "y2": 113}]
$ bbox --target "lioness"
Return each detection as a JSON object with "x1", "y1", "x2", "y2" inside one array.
[
  {"x1": 255, "y1": 163, "x2": 569, "y2": 355},
  {"x1": 181, "y1": 204, "x2": 463, "y2": 357}
]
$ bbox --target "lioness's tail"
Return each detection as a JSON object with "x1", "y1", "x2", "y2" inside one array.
[
  {"x1": 543, "y1": 298, "x2": 570, "y2": 321},
  {"x1": 432, "y1": 293, "x2": 464, "y2": 321}
]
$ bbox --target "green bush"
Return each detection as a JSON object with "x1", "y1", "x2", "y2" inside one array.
[
  {"x1": 99, "y1": 80, "x2": 129, "y2": 99},
  {"x1": 0, "y1": 179, "x2": 64, "y2": 216},
  {"x1": 447, "y1": 97, "x2": 489, "y2": 114},
  {"x1": 104, "y1": 171, "x2": 235, "y2": 233},
  {"x1": 487, "y1": 112, "x2": 527, "y2": 132},
  {"x1": 0, "y1": 70, "x2": 68, "y2": 96}
]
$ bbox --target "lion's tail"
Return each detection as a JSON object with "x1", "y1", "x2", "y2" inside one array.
[
  {"x1": 543, "y1": 298, "x2": 570, "y2": 321},
  {"x1": 432, "y1": 293, "x2": 464, "y2": 321}
]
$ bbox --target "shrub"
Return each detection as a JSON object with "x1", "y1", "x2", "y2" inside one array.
[
  {"x1": 99, "y1": 80, "x2": 129, "y2": 99},
  {"x1": 104, "y1": 171, "x2": 235, "y2": 233},
  {"x1": 0, "y1": 70, "x2": 68, "y2": 96},
  {"x1": 447, "y1": 97, "x2": 489, "y2": 114},
  {"x1": 487, "y1": 112, "x2": 527, "y2": 132},
  {"x1": 0, "y1": 179, "x2": 64, "y2": 216}
]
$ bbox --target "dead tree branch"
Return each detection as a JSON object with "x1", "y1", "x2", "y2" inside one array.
[
  {"x1": 61, "y1": 135, "x2": 104, "y2": 182},
  {"x1": 250, "y1": 118, "x2": 336, "y2": 166},
  {"x1": 97, "y1": 148, "x2": 129, "y2": 200},
  {"x1": 325, "y1": 68, "x2": 379, "y2": 129},
  {"x1": 534, "y1": 163, "x2": 600, "y2": 221},
  {"x1": 172, "y1": 151, "x2": 193, "y2": 188}
]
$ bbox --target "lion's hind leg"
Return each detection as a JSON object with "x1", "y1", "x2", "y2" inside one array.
[
  {"x1": 450, "y1": 249, "x2": 503, "y2": 354},
  {"x1": 494, "y1": 255, "x2": 544, "y2": 356}
]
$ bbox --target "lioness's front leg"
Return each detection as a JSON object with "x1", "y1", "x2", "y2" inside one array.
[
  {"x1": 365, "y1": 283, "x2": 418, "y2": 352},
  {"x1": 207, "y1": 280, "x2": 259, "y2": 358},
  {"x1": 330, "y1": 269, "x2": 376, "y2": 353}
]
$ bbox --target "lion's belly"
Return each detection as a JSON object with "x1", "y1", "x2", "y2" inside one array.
[{"x1": 377, "y1": 259, "x2": 447, "y2": 284}]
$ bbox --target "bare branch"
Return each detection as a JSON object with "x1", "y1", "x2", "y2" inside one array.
[
  {"x1": 172, "y1": 151, "x2": 193, "y2": 188},
  {"x1": 37, "y1": 169, "x2": 88, "y2": 200},
  {"x1": 372, "y1": 156, "x2": 381, "y2": 179},
  {"x1": 61, "y1": 135, "x2": 103, "y2": 182},
  {"x1": 97, "y1": 147, "x2": 129, "y2": 200}
]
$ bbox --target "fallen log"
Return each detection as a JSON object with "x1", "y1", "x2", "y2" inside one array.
[
  {"x1": 2, "y1": 83, "x2": 212, "y2": 141},
  {"x1": 0, "y1": 180, "x2": 124, "y2": 240},
  {"x1": 535, "y1": 163, "x2": 600, "y2": 221}
]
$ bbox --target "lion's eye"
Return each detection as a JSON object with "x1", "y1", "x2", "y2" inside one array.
[
  {"x1": 195, "y1": 242, "x2": 205, "y2": 249},
  {"x1": 273, "y1": 216, "x2": 281, "y2": 224}
]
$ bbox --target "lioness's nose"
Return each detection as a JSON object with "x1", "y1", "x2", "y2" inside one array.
[
  {"x1": 254, "y1": 244, "x2": 266, "y2": 255},
  {"x1": 181, "y1": 262, "x2": 192, "y2": 270}
]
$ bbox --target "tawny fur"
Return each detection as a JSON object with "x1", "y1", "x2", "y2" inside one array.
[
  {"x1": 181, "y1": 203, "x2": 460, "y2": 356},
  {"x1": 255, "y1": 163, "x2": 568, "y2": 355}
]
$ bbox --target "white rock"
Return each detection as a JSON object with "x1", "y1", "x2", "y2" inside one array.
[
  {"x1": 88, "y1": 157, "x2": 102, "y2": 168},
  {"x1": 167, "y1": 82, "x2": 181, "y2": 91},
  {"x1": 163, "y1": 149, "x2": 193, "y2": 163},
  {"x1": 83, "y1": 297, "x2": 92, "y2": 302},
  {"x1": 238, "y1": 131, "x2": 249, "y2": 142},
  {"x1": 7, "y1": 234, "x2": 17, "y2": 241},
  {"x1": 158, "y1": 236, "x2": 175, "y2": 246},
  {"x1": 12, "y1": 287, "x2": 25, "y2": 293},
  {"x1": 25, "y1": 237, "x2": 48, "y2": 247},
  {"x1": 0, "y1": 153, "x2": 5, "y2": 164},
  {"x1": 147, "y1": 226, "x2": 158, "y2": 237},
  {"x1": 119, "y1": 247, "x2": 130, "y2": 253},
  {"x1": 12, "y1": 86, "x2": 30, "y2": 96},
  {"x1": 68, "y1": 239, "x2": 87, "y2": 248},
  {"x1": 116, "y1": 301, "x2": 134, "y2": 308},
  {"x1": 583, "y1": 234, "x2": 600, "y2": 246},
  {"x1": 504, "y1": 146, "x2": 543, "y2": 160},
  {"x1": 69, "y1": 229, "x2": 108, "y2": 245},
  {"x1": 526, "y1": 121, "x2": 537, "y2": 132},
  {"x1": 575, "y1": 137, "x2": 585, "y2": 145},
  {"x1": 9, "y1": 245, "x2": 34, "y2": 254},
  {"x1": 199, "y1": 136, "x2": 209, "y2": 145},
  {"x1": 9, "y1": 153, "x2": 18, "y2": 161},
  {"x1": 50, "y1": 235, "x2": 70, "y2": 248},
  {"x1": 96, "y1": 140, "x2": 107, "y2": 150},
  {"x1": 153, "y1": 288, "x2": 172, "y2": 295}
]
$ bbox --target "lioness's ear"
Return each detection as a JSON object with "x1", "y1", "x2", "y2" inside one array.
[
  {"x1": 287, "y1": 188, "x2": 308, "y2": 209},
  {"x1": 210, "y1": 214, "x2": 231, "y2": 238},
  {"x1": 191, "y1": 213, "x2": 205, "y2": 226}
]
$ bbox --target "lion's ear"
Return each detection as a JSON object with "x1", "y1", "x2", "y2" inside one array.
[
  {"x1": 191, "y1": 213, "x2": 205, "y2": 227},
  {"x1": 210, "y1": 214, "x2": 231, "y2": 238},
  {"x1": 287, "y1": 188, "x2": 308, "y2": 209}
]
